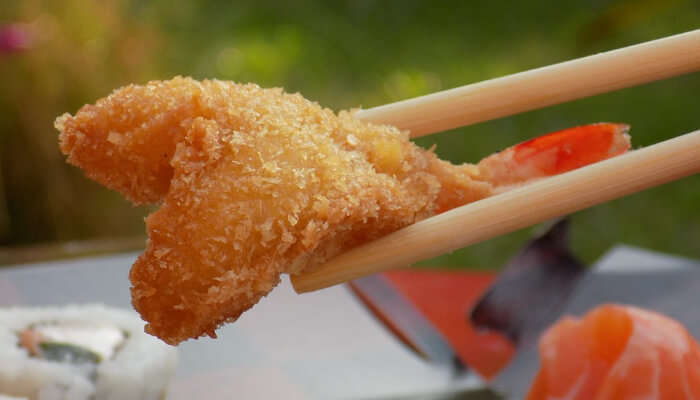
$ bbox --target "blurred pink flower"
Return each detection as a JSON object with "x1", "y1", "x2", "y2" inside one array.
[{"x1": 0, "y1": 23, "x2": 33, "y2": 53}]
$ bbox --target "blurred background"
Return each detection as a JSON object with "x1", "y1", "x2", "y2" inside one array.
[{"x1": 0, "y1": 0, "x2": 698, "y2": 268}]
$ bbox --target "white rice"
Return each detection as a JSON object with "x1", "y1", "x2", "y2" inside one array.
[{"x1": 0, "y1": 304, "x2": 177, "y2": 400}]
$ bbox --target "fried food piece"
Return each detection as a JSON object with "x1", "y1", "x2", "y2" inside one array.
[
  {"x1": 56, "y1": 77, "x2": 492, "y2": 344},
  {"x1": 56, "y1": 78, "x2": 631, "y2": 345}
]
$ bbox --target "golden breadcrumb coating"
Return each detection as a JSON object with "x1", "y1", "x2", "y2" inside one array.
[{"x1": 56, "y1": 77, "x2": 492, "y2": 345}]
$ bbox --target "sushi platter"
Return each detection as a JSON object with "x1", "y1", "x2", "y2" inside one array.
[{"x1": 1, "y1": 237, "x2": 697, "y2": 399}]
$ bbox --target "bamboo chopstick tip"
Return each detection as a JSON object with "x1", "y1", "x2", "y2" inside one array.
[{"x1": 289, "y1": 275, "x2": 309, "y2": 293}]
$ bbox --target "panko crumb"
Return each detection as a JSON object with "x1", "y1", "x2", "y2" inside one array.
[{"x1": 56, "y1": 77, "x2": 492, "y2": 345}]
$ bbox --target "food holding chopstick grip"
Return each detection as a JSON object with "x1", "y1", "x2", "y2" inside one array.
[
  {"x1": 291, "y1": 129, "x2": 700, "y2": 292},
  {"x1": 55, "y1": 29, "x2": 700, "y2": 344}
]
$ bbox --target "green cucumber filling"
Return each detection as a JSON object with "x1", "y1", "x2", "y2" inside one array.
[
  {"x1": 19, "y1": 321, "x2": 127, "y2": 365},
  {"x1": 38, "y1": 342, "x2": 102, "y2": 365}
]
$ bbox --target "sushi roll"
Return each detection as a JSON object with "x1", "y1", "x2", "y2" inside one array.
[{"x1": 0, "y1": 304, "x2": 177, "y2": 400}]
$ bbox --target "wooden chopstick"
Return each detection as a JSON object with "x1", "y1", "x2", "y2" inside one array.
[
  {"x1": 291, "y1": 129, "x2": 700, "y2": 293},
  {"x1": 290, "y1": 31, "x2": 700, "y2": 293},
  {"x1": 355, "y1": 29, "x2": 700, "y2": 137}
]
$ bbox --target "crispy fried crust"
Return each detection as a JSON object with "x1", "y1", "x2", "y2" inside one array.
[{"x1": 56, "y1": 77, "x2": 492, "y2": 344}]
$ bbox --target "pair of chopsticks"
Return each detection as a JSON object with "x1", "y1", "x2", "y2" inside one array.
[{"x1": 291, "y1": 29, "x2": 700, "y2": 293}]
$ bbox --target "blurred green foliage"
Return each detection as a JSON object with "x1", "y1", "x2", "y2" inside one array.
[{"x1": 0, "y1": 0, "x2": 698, "y2": 267}]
